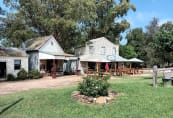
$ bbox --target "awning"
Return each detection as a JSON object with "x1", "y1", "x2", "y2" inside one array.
[
  {"x1": 39, "y1": 51, "x2": 76, "y2": 60},
  {"x1": 128, "y1": 58, "x2": 144, "y2": 63},
  {"x1": 80, "y1": 54, "x2": 110, "y2": 62},
  {"x1": 39, "y1": 52, "x2": 65, "y2": 60},
  {"x1": 107, "y1": 55, "x2": 129, "y2": 62}
]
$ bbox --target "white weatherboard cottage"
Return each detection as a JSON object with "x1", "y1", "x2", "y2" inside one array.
[
  {"x1": 75, "y1": 37, "x2": 126, "y2": 74},
  {"x1": 0, "y1": 47, "x2": 28, "y2": 80},
  {"x1": 25, "y1": 35, "x2": 77, "y2": 75}
]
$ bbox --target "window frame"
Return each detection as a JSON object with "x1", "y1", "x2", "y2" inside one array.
[
  {"x1": 89, "y1": 45, "x2": 94, "y2": 54},
  {"x1": 101, "y1": 46, "x2": 106, "y2": 55},
  {"x1": 14, "y1": 59, "x2": 21, "y2": 70},
  {"x1": 112, "y1": 47, "x2": 116, "y2": 55}
]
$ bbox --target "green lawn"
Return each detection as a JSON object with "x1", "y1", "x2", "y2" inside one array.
[{"x1": 1, "y1": 76, "x2": 173, "y2": 118}]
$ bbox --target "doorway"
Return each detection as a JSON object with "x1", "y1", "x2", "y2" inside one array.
[{"x1": 0, "y1": 62, "x2": 6, "y2": 79}]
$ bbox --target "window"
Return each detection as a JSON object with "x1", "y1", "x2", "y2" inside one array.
[
  {"x1": 101, "y1": 46, "x2": 106, "y2": 55},
  {"x1": 112, "y1": 47, "x2": 116, "y2": 55},
  {"x1": 14, "y1": 60, "x2": 21, "y2": 70},
  {"x1": 89, "y1": 46, "x2": 94, "y2": 54}
]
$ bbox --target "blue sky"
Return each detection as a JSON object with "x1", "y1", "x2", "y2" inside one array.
[
  {"x1": 120, "y1": 0, "x2": 173, "y2": 45},
  {"x1": 0, "y1": 1, "x2": 10, "y2": 13},
  {"x1": 127, "y1": 0, "x2": 173, "y2": 29}
]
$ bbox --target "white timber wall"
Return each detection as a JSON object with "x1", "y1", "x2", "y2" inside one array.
[
  {"x1": 40, "y1": 37, "x2": 64, "y2": 55},
  {"x1": 75, "y1": 37, "x2": 119, "y2": 56},
  {"x1": 0, "y1": 56, "x2": 28, "y2": 77}
]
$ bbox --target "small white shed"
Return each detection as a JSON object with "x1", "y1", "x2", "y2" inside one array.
[{"x1": 0, "y1": 47, "x2": 28, "y2": 80}]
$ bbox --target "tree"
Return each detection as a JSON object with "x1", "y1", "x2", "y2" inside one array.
[
  {"x1": 86, "y1": 0, "x2": 136, "y2": 42},
  {"x1": 126, "y1": 28, "x2": 146, "y2": 61},
  {"x1": 126, "y1": 18, "x2": 160, "y2": 67},
  {"x1": 119, "y1": 45, "x2": 137, "y2": 59},
  {"x1": 2, "y1": 0, "x2": 135, "y2": 52},
  {"x1": 145, "y1": 18, "x2": 160, "y2": 67},
  {"x1": 0, "y1": 6, "x2": 6, "y2": 41},
  {"x1": 2, "y1": 13, "x2": 39, "y2": 47},
  {"x1": 153, "y1": 21, "x2": 173, "y2": 67}
]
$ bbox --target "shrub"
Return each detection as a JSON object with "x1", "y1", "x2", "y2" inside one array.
[
  {"x1": 7, "y1": 74, "x2": 16, "y2": 81},
  {"x1": 17, "y1": 68, "x2": 28, "y2": 80},
  {"x1": 28, "y1": 70, "x2": 42, "y2": 79},
  {"x1": 78, "y1": 76, "x2": 110, "y2": 97}
]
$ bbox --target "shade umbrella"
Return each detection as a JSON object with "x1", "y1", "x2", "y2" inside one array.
[
  {"x1": 128, "y1": 58, "x2": 143, "y2": 69},
  {"x1": 128, "y1": 58, "x2": 144, "y2": 63}
]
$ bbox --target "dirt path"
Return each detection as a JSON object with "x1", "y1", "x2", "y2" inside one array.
[
  {"x1": 0, "y1": 74, "x2": 153, "y2": 95},
  {"x1": 0, "y1": 75, "x2": 83, "y2": 95}
]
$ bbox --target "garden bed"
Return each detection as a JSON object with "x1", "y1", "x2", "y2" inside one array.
[{"x1": 71, "y1": 90, "x2": 120, "y2": 104}]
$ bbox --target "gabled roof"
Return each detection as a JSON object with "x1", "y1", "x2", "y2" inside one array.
[
  {"x1": 0, "y1": 47, "x2": 27, "y2": 57},
  {"x1": 89, "y1": 37, "x2": 108, "y2": 42},
  {"x1": 87, "y1": 37, "x2": 117, "y2": 46},
  {"x1": 76, "y1": 37, "x2": 117, "y2": 49},
  {"x1": 25, "y1": 35, "x2": 53, "y2": 51}
]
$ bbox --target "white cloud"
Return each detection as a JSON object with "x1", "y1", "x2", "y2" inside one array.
[
  {"x1": 125, "y1": 11, "x2": 160, "y2": 29},
  {"x1": 136, "y1": 11, "x2": 159, "y2": 21}
]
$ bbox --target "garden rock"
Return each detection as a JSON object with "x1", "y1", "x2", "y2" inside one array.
[
  {"x1": 71, "y1": 90, "x2": 118, "y2": 104},
  {"x1": 96, "y1": 96, "x2": 106, "y2": 104}
]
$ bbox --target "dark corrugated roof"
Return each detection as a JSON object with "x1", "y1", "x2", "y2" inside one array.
[
  {"x1": 25, "y1": 35, "x2": 53, "y2": 51},
  {"x1": 0, "y1": 47, "x2": 28, "y2": 57}
]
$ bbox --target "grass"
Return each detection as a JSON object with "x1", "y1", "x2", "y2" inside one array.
[{"x1": 1, "y1": 76, "x2": 173, "y2": 118}]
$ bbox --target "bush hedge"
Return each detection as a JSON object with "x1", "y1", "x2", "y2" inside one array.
[
  {"x1": 78, "y1": 76, "x2": 110, "y2": 97},
  {"x1": 28, "y1": 70, "x2": 42, "y2": 79},
  {"x1": 7, "y1": 73, "x2": 16, "y2": 81},
  {"x1": 17, "y1": 68, "x2": 28, "y2": 80}
]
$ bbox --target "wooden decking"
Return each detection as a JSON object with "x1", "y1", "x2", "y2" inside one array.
[{"x1": 86, "y1": 68, "x2": 143, "y2": 76}]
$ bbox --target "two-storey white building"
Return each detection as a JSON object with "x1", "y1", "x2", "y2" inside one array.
[
  {"x1": 75, "y1": 37, "x2": 119, "y2": 56},
  {"x1": 75, "y1": 37, "x2": 127, "y2": 74}
]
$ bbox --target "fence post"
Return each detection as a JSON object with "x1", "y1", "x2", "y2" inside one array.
[{"x1": 153, "y1": 65, "x2": 158, "y2": 87}]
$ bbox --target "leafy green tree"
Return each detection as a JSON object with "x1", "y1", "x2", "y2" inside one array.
[
  {"x1": 126, "y1": 18, "x2": 160, "y2": 67},
  {"x1": 86, "y1": 0, "x2": 136, "y2": 42},
  {"x1": 0, "y1": 6, "x2": 6, "y2": 41},
  {"x1": 2, "y1": 13, "x2": 39, "y2": 47},
  {"x1": 2, "y1": 0, "x2": 97, "y2": 50},
  {"x1": 153, "y1": 21, "x2": 173, "y2": 67},
  {"x1": 145, "y1": 18, "x2": 160, "y2": 67},
  {"x1": 119, "y1": 45, "x2": 137, "y2": 59},
  {"x1": 126, "y1": 28, "x2": 146, "y2": 61},
  {"x1": 2, "y1": 0, "x2": 135, "y2": 52}
]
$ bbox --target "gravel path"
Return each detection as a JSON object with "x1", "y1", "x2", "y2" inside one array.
[
  {"x1": 0, "y1": 75, "x2": 83, "y2": 95},
  {"x1": 0, "y1": 74, "x2": 152, "y2": 95}
]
